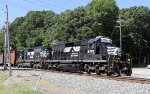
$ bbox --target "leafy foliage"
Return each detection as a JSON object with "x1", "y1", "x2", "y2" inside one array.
[
  {"x1": 87, "y1": 0, "x2": 118, "y2": 36},
  {"x1": 9, "y1": 11, "x2": 55, "y2": 50},
  {"x1": 0, "y1": 0, "x2": 150, "y2": 66},
  {"x1": 120, "y1": 6, "x2": 150, "y2": 66}
]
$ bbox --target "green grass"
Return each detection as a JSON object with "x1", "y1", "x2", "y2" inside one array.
[{"x1": 0, "y1": 72, "x2": 41, "y2": 94}]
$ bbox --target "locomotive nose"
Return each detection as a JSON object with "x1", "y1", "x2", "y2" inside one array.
[{"x1": 107, "y1": 47, "x2": 121, "y2": 56}]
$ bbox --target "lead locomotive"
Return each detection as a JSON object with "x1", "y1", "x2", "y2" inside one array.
[{"x1": 18, "y1": 36, "x2": 132, "y2": 76}]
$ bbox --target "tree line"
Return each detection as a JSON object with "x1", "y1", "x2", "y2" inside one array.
[{"x1": 0, "y1": 0, "x2": 150, "y2": 66}]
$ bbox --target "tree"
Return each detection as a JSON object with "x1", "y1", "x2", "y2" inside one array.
[
  {"x1": 0, "y1": 31, "x2": 4, "y2": 52},
  {"x1": 120, "y1": 6, "x2": 150, "y2": 66},
  {"x1": 86, "y1": 0, "x2": 119, "y2": 36},
  {"x1": 9, "y1": 11, "x2": 56, "y2": 50}
]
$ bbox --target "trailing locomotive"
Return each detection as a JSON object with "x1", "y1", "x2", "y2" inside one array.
[{"x1": 18, "y1": 36, "x2": 132, "y2": 76}]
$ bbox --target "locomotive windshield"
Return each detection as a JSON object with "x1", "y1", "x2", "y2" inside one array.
[{"x1": 100, "y1": 37, "x2": 112, "y2": 46}]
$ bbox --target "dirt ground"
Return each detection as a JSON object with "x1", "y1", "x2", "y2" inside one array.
[
  {"x1": 1, "y1": 70, "x2": 52, "y2": 94},
  {"x1": 1, "y1": 70, "x2": 85, "y2": 94}
]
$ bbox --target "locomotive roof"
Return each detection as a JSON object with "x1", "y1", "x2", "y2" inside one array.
[
  {"x1": 52, "y1": 36, "x2": 112, "y2": 46},
  {"x1": 52, "y1": 40, "x2": 88, "y2": 47},
  {"x1": 22, "y1": 46, "x2": 48, "y2": 51},
  {"x1": 88, "y1": 36, "x2": 112, "y2": 44}
]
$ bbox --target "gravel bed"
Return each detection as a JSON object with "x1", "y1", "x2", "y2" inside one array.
[
  {"x1": 2, "y1": 67, "x2": 150, "y2": 94},
  {"x1": 23, "y1": 70, "x2": 150, "y2": 94},
  {"x1": 131, "y1": 68, "x2": 150, "y2": 79}
]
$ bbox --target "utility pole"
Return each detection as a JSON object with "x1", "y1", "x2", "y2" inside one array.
[
  {"x1": 116, "y1": 15, "x2": 123, "y2": 52},
  {"x1": 3, "y1": 25, "x2": 7, "y2": 70},
  {"x1": 6, "y1": 5, "x2": 12, "y2": 76}
]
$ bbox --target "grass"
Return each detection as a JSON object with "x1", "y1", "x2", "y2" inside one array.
[{"x1": 0, "y1": 72, "x2": 41, "y2": 94}]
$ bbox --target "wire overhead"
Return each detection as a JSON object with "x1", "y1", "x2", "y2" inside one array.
[
  {"x1": 1, "y1": 0, "x2": 69, "y2": 13},
  {"x1": 37, "y1": 0, "x2": 67, "y2": 10},
  {"x1": 0, "y1": 7, "x2": 6, "y2": 29},
  {"x1": 0, "y1": 0, "x2": 31, "y2": 10},
  {"x1": 22, "y1": 0, "x2": 64, "y2": 12}
]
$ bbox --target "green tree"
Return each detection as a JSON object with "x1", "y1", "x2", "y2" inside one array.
[
  {"x1": 0, "y1": 31, "x2": 4, "y2": 52},
  {"x1": 87, "y1": 0, "x2": 119, "y2": 36},
  {"x1": 120, "y1": 6, "x2": 150, "y2": 66},
  {"x1": 9, "y1": 11, "x2": 56, "y2": 50}
]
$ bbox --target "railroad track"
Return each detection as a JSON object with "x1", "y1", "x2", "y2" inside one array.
[
  {"x1": 109, "y1": 76, "x2": 150, "y2": 84},
  {"x1": 33, "y1": 69, "x2": 150, "y2": 85},
  {"x1": 2, "y1": 67, "x2": 149, "y2": 84},
  {"x1": 0, "y1": 67, "x2": 33, "y2": 71}
]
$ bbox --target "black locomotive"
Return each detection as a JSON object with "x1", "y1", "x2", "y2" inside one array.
[{"x1": 18, "y1": 36, "x2": 132, "y2": 76}]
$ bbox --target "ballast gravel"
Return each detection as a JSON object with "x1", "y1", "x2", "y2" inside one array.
[
  {"x1": 23, "y1": 70, "x2": 150, "y2": 94},
  {"x1": 131, "y1": 68, "x2": 150, "y2": 79}
]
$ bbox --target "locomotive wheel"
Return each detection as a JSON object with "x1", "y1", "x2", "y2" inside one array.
[
  {"x1": 47, "y1": 64, "x2": 51, "y2": 70},
  {"x1": 126, "y1": 70, "x2": 132, "y2": 76},
  {"x1": 79, "y1": 65, "x2": 84, "y2": 74},
  {"x1": 85, "y1": 65, "x2": 91, "y2": 74},
  {"x1": 43, "y1": 64, "x2": 48, "y2": 69},
  {"x1": 56, "y1": 67, "x2": 60, "y2": 71},
  {"x1": 79, "y1": 71, "x2": 83, "y2": 74},
  {"x1": 96, "y1": 70, "x2": 101, "y2": 75},
  {"x1": 87, "y1": 69, "x2": 91, "y2": 74},
  {"x1": 36, "y1": 65, "x2": 40, "y2": 69},
  {"x1": 95, "y1": 66, "x2": 101, "y2": 75},
  {"x1": 96, "y1": 72, "x2": 101, "y2": 75},
  {"x1": 107, "y1": 71, "x2": 112, "y2": 76},
  {"x1": 79, "y1": 69, "x2": 84, "y2": 74},
  {"x1": 33, "y1": 64, "x2": 37, "y2": 69},
  {"x1": 17, "y1": 64, "x2": 21, "y2": 68}
]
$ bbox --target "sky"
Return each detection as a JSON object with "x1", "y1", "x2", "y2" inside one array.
[{"x1": 0, "y1": 0, "x2": 150, "y2": 29}]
